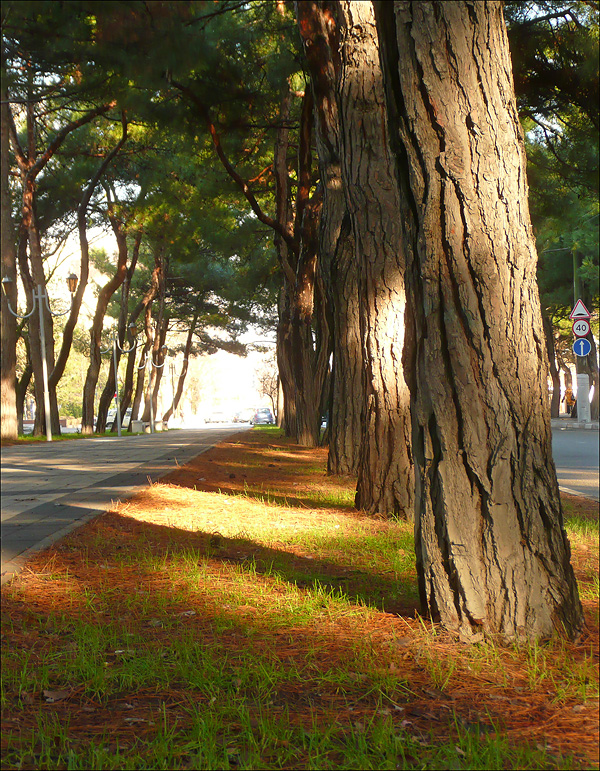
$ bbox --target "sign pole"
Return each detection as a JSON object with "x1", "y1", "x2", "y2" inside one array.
[{"x1": 570, "y1": 299, "x2": 592, "y2": 423}]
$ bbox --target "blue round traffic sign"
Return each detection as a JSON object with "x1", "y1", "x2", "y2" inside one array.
[{"x1": 572, "y1": 337, "x2": 592, "y2": 357}]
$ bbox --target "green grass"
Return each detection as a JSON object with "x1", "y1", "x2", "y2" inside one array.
[
  {"x1": 8, "y1": 430, "x2": 150, "y2": 443},
  {"x1": 0, "y1": 709, "x2": 580, "y2": 770},
  {"x1": 2, "y1": 429, "x2": 597, "y2": 770}
]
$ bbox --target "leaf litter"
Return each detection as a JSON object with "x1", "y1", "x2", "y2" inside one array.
[{"x1": 1, "y1": 428, "x2": 598, "y2": 769}]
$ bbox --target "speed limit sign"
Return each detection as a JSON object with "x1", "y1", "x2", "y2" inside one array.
[{"x1": 572, "y1": 318, "x2": 591, "y2": 337}]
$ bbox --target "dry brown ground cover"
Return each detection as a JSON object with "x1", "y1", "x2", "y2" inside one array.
[{"x1": 1, "y1": 427, "x2": 598, "y2": 770}]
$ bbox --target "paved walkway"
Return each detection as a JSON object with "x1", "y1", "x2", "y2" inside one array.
[{"x1": 1, "y1": 427, "x2": 249, "y2": 585}]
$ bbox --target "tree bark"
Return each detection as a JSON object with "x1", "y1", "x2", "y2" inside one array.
[
  {"x1": 334, "y1": 0, "x2": 414, "y2": 512},
  {"x1": 7, "y1": 73, "x2": 112, "y2": 436},
  {"x1": 297, "y1": 0, "x2": 363, "y2": 475},
  {"x1": 542, "y1": 312, "x2": 561, "y2": 418},
  {"x1": 178, "y1": 79, "x2": 328, "y2": 446},
  {"x1": 163, "y1": 316, "x2": 196, "y2": 422},
  {"x1": 375, "y1": 0, "x2": 582, "y2": 641},
  {"x1": 81, "y1": 190, "x2": 131, "y2": 434},
  {"x1": 50, "y1": 114, "x2": 128, "y2": 396},
  {"x1": 1, "y1": 85, "x2": 18, "y2": 440}
]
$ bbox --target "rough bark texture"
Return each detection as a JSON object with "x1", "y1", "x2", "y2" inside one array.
[
  {"x1": 375, "y1": 0, "x2": 583, "y2": 641},
  {"x1": 1, "y1": 88, "x2": 18, "y2": 440},
  {"x1": 297, "y1": 0, "x2": 363, "y2": 475},
  {"x1": 273, "y1": 87, "x2": 330, "y2": 446},
  {"x1": 336, "y1": 0, "x2": 413, "y2": 513}
]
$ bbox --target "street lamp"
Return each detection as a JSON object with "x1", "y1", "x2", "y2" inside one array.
[
  {"x1": 138, "y1": 345, "x2": 167, "y2": 433},
  {"x1": 100, "y1": 322, "x2": 139, "y2": 437},
  {"x1": 2, "y1": 274, "x2": 78, "y2": 442}
]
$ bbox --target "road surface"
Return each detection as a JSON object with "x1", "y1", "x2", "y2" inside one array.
[
  {"x1": 1, "y1": 425, "x2": 250, "y2": 584},
  {"x1": 551, "y1": 427, "x2": 599, "y2": 501}
]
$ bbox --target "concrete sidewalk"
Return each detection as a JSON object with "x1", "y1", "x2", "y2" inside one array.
[
  {"x1": 551, "y1": 416, "x2": 599, "y2": 431},
  {"x1": 1, "y1": 426, "x2": 250, "y2": 586}
]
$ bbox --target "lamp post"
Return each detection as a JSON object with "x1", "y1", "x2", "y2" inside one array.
[
  {"x1": 101, "y1": 323, "x2": 139, "y2": 437},
  {"x1": 138, "y1": 345, "x2": 167, "y2": 433},
  {"x1": 2, "y1": 274, "x2": 78, "y2": 442}
]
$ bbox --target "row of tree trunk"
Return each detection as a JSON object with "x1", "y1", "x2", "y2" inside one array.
[
  {"x1": 0, "y1": 95, "x2": 187, "y2": 440},
  {"x1": 286, "y1": 0, "x2": 583, "y2": 642}
]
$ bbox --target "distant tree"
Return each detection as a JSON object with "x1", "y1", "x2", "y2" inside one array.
[{"x1": 256, "y1": 351, "x2": 279, "y2": 417}]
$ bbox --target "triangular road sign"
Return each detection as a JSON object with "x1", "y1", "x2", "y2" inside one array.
[{"x1": 570, "y1": 299, "x2": 591, "y2": 319}]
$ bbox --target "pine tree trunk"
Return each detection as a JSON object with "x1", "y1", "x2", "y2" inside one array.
[
  {"x1": 1, "y1": 90, "x2": 18, "y2": 440},
  {"x1": 163, "y1": 318, "x2": 196, "y2": 422},
  {"x1": 272, "y1": 88, "x2": 329, "y2": 446},
  {"x1": 81, "y1": 229, "x2": 129, "y2": 434},
  {"x1": 375, "y1": 0, "x2": 583, "y2": 641},
  {"x1": 336, "y1": 0, "x2": 413, "y2": 512},
  {"x1": 542, "y1": 313, "x2": 561, "y2": 418},
  {"x1": 297, "y1": 0, "x2": 363, "y2": 474}
]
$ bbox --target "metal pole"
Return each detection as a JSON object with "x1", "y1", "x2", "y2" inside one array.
[
  {"x1": 37, "y1": 285, "x2": 53, "y2": 442},
  {"x1": 113, "y1": 337, "x2": 122, "y2": 437},
  {"x1": 149, "y1": 359, "x2": 155, "y2": 433}
]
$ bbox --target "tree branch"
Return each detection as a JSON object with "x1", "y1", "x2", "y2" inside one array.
[
  {"x1": 29, "y1": 101, "x2": 115, "y2": 180},
  {"x1": 170, "y1": 79, "x2": 299, "y2": 257}
]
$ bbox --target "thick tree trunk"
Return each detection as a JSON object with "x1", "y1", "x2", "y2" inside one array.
[
  {"x1": 334, "y1": 0, "x2": 414, "y2": 512},
  {"x1": 375, "y1": 0, "x2": 582, "y2": 641},
  {"x1": 297, "y1": 0, "x2": 363, "y2": 474},
  {"x1": 290, "y1": 191, "x2": 329, "y2": 447},
  {"x1": 1, "y1": 90, "x2": 18, "y2": 440},
  {"x1": 272, "y1": 87, "x2": 329, "y2": 446}
]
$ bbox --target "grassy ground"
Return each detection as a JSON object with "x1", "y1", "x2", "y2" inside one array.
[
  {"x1": 2, "y1": 431, "x2": 144, "y2": 445},
  {"x1": 1, "y1": 426, "x2": 598, "y2": 770}
]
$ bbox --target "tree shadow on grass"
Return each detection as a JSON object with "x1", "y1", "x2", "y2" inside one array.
[
  {"x1": 88, "y1": 510, "x2": 420, "y2": 617},
  {"x1": 2, "y1": 511, "x2": 597, "y2": 769}
]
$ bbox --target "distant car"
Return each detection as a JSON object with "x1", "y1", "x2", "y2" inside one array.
[
  {"x1": 204, "y1": 410, "x2": 230, "y2": 424},
  {"x1": 107, "y1": 407, "x2": 132, "y2": 429},
  {"x1": 252, "y1": 408, "x2": 274, "y2": 425},
  {"x1": 233, "y1": 408, "x2": 255, "y2": 423}
]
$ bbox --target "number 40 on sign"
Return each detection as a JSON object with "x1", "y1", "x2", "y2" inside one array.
[{"x1": 572, "y1": 318, "x2": 591, "y2": 337}]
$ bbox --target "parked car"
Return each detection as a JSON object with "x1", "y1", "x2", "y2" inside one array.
[
  {"x1": 233, "y1": 408, "x2": 255, "y2": 423},
  {"x1": 106, "y1": 407, "x2": 132, "y2": 429},
  {"x1": 252, "y1": 408, "x2": 274, "y2": 425}
]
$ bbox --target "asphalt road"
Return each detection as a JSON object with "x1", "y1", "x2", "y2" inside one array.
[
  {"x1": 551, "y1": 427, "x2": 599, "y2": 501},
  {"x1": 1, "y1": 425, "x2": 251, "y2": 584}
]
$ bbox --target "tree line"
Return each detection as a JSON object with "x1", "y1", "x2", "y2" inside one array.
[{"x1": 1, "y1": 0, "x2": 598, "y2": 642}]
